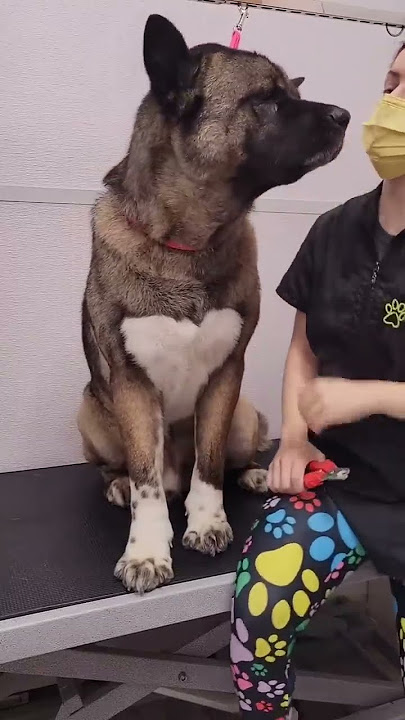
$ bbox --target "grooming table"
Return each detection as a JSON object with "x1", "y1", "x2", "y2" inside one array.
[{"x1": 1, "y1": 453, "x2": 404, "y2": 720}]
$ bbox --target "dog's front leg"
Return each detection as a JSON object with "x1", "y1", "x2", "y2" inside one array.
[
  {"x1": 183, "y1": 358, "x2": 243, "y2": 556},
  {"x1": 112, "y1": 373, "x2": 174, "y2": 593}
]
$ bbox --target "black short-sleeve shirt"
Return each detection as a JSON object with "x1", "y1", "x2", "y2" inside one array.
[{"x1": 276, "y1": 185, "x2": 405, "y2": 503}]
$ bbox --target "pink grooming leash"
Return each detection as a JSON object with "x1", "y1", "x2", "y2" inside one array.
[{"x1": 230, "y1": 4, "x2": 249, "y2": 49}]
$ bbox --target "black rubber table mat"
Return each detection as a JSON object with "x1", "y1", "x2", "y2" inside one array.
[{"x1": 0, "y1": 450, "x2": 275, "y2": 620}]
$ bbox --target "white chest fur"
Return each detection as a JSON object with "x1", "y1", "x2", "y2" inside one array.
[{"x1": 121, "y1": 309, "x2": 242, "y2": 424}]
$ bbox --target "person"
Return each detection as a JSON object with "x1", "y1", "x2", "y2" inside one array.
[{"x1": 231, "y1": 42, "x2": 405, "y2": 719}]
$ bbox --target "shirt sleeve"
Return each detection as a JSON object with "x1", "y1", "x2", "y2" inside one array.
[{"x1": 276, "y1": 217, "x2": 323, "y2": 314}]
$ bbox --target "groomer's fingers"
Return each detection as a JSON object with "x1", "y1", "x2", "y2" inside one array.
[
  {"x1": 268, "y1": 456, "x2": 282, "y2": 492},
  {"x1": 289, "y1": 458, "x2": 306, "y2": 494},
  {"x1": 279, "y1": 456, "x2": 295, "y2": 494}
]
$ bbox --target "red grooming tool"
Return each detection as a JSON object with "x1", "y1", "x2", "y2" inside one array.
[{"x1": 304, "y1": 460, "x2": 350, "y2": 490}]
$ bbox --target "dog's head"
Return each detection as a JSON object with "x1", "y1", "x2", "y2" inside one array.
[{"x1": 135, "y1": 14, "x2": 349, "y2": 205}]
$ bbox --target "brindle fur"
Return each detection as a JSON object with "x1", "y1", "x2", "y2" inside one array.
[{"x1": 78, "y1": 14, "x2": 349, "y2": 593}]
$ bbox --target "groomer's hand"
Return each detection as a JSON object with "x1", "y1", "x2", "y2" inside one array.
[
  {"x1": 299, "y1": 378, "x2": 375, "y2": 434},
  {"x1": 268, "y1": 440, "x2": 325, "y2": 495}
]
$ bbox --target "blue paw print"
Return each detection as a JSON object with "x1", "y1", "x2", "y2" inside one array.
[
  {"x1": 265, "y1": 509, "x2": 296, "y2": 539},
  {"x1": 307, "y1": 511, "x2": 360, "y2": 568}
]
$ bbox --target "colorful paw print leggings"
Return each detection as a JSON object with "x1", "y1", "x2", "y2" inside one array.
[{"x1": 231, "y1": 489, "x2": 405, "y2": 718}]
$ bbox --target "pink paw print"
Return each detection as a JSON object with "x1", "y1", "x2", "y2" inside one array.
[
  {"x1": 236, "y1": 672, "x2": 253, "y2": 692},
  {"x1": 290, "y1": 491, "x2": 321, "y2": 513},
  {"x1": 242, "y1": 536, "x2": 253, "y2": 554},
  {"x1": 256, "y1": 700, "x2": 274, "y2": 713},
  {"x1": 231, "y1": 664, "x2": 240, "y2": 679},
  {"x1": 325, "y1": 561, "x2": 344, "y2": 583},
  {"x1": 309, "y1": 601, "x2": 321, "y2": 617},
  {"x1": 231, "y1": 664, "x2": 253, "y2": 692}
]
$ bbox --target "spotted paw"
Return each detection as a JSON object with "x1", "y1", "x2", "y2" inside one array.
[
  {"x1": 239, "y1": 468, "x2": 268, "y2": 494},
  {"x1": 106, "y1": 477, "x2": 130, "y2": 507},
  {"x1": 183, "y1": 516, "x2": 234, "y2": 556},
  {"x1": 114, "y1": 554, "x2": 174, "y2": 594}
]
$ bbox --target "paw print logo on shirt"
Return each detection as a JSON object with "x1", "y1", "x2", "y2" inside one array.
[{"x1": 383, "y1": 299, "x2": 405, "y2": 329}]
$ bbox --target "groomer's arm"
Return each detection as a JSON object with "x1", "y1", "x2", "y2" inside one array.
[
  {"x1": 281, "y1": 312, "x2": 317, "y2": 442},
  {"x1": 375, "y1": 383, "x2": 405, "y2": 419},
  {"x1": 268, "y1": 311, "x2": 324, "y2": 494},
  {"x1": 299, "y1": 378, "x2": 405, "y2": 434}
]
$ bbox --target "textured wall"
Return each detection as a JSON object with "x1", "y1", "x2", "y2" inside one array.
[
  {"x1": 0, "y1": 0, "x2": 397, "y2": 198},
  {"x1": 1, "y1": 203, "x2": 90, "y2": 471},
  {"x1": 0, "y1": 0, "x2": 400, "y2": 471}
]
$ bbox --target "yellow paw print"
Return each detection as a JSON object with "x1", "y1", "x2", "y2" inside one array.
[
  {"x1": 383, "y1": 299, "x2": 405, "y2": 329},
  {"x1": 248, "y1": 543, "x2": 320, "y2": 630},
  {"x1": 255, "y1": 634, "x2": 287, "y2": 663},
  {"x1": 280, "y1": 693, "x2": 291, "y2": 709},
  {"x1": 400, "y1": 618, "x2": 405, "y2": 652}
]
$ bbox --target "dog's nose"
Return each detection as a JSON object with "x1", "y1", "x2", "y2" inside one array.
[{"x1": 327, "y1": 107, "x2": 351, "y2": 128}]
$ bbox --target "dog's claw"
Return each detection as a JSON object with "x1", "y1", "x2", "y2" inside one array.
[
  {"x1": 183, "y1": 522, "x2": 233, "y2": 555},
  {"x1": 106, "y1": 477, "x2": 131, "y2": 507},
  {"x1": 238, "y1": 468, "x2": 269, "y2": 494},
  {"x1": 114, "y1": 555, "x2": 174, "y2": 593}
]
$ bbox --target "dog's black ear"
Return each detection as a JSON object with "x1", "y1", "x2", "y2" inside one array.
[
  {"x1": 292, "y1": 77, "x2": 305, "y2": 88},
  {"x1": 144, "y1": 15, "x2": 193, "y2": 112},
  {"x1": 103, "y1": 156, "x2": 128, "y2": 189}
]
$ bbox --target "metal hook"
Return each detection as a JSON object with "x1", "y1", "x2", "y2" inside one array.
[
  {"x1": 236, "y1": 3, "x2": 249, "y2": 31},
  {"x1": 386, "y1": 23, "x2": 404, "y2": 37}
]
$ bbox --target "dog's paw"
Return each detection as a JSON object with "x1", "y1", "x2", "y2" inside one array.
[
  {"x1": 106, "y1": 477, "x2": 130, "y2": 507},
  {"x1": 183, "y1": 515, "x2": 233, "y2": 556},
  {"x1": 238, "y1": 467, "x2": 269, "y2": 494},
  {"x1": 114, "y1": 554, "x2": 174, "y2": 593}
]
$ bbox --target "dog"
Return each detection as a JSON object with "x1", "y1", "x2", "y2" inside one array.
[{"x1": 77, "y1": 14, "x2": 350, "y2": 593}]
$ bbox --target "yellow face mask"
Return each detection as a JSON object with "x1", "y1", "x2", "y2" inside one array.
[{"x1": 363, "y1": 95, "x2": 405, "y2": 180}]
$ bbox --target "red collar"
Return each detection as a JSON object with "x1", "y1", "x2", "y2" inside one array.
[
  {"x1": 126, "y1": 215, "x2": 197, "y2": 253},
  {"x1": 165, "y1": 239, "x2": 196, "y2": 252}
]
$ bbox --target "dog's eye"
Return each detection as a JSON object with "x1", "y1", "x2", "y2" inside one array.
[
  {"x1": 254, "y1": 92, "x2": 275, "y2": 105},
  {"x1": 251, "y1": 98, "x2": 278, "y2": 120}
]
